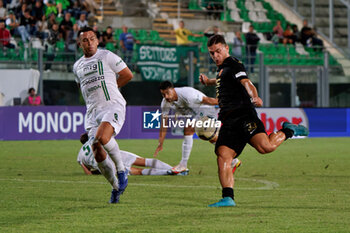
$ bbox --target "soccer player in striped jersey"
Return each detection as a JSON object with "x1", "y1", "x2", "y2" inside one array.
[{"x1": 73, "y1": 27, "x2": 133, "y2": 204}]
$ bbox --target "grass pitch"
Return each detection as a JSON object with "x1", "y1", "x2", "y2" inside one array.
[{"x1": 0, "y1": 138, "x2": 350, "y2": 233}]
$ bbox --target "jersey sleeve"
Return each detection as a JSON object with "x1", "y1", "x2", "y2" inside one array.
[
  {"x1": 161, "y1": 98, "x2": 171, "y2": 116},
  {"x1": 73, "y1": 62, "x2": 80, "y2": 84},
  {"x1": 233, "y1": 61, "x2": 248, "y2": 81},
  {"x1": 182, "y1": 88, "x2": 204, "y2": 104},
  {"x1": 77, "y1": 147, "x2": 84, "y2": 165},
  {"x1": 106, "y1": 51, "x2": 127, "y2": 74}
]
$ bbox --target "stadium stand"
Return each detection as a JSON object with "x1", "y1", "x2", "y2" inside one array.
[
  {"x1": 0, "y1": 0, "x2": 349, "y2": 107},
  {"x1": 0, "y1": 0, "x2": 342, "y2": 68},
  {"x1": 283, "y1": 0, "x2": 348, "y2": 48}
]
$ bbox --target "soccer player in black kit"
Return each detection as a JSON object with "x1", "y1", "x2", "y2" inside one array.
[{"x1": 200, "y1": 34, "x2": 309, "y2": 207}]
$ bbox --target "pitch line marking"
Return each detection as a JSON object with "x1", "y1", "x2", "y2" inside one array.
[{"x1": 0, "y1": 178, "x2": 279, "y2": 190}]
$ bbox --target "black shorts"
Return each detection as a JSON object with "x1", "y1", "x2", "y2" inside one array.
[{"x1": 215, "y1": 108, "x2": 266, "y2": 157}]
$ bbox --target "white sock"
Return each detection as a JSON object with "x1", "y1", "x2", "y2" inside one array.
[
  {"x1": 97, "y1": 159, "x2": 119, "y2": 190},
  {"x1": 180, "y1": 135, "x2": 193, "y2": 167},
  {"x1": 103, "y1": 138, "x2": 125, "y2": 172},
  {"x1": 145, "y1": 158, "x2": 172, "y2": 170},
  {"x1": 141, "y1": 169, "x2": 168, "y2": 176}
]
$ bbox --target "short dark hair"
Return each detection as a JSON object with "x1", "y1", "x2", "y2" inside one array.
[
  {"x1": 80, "y1": 133, "x2": 89, "y2": 144},
  {"x1": 207, "y1": 34, "x2": 227, "y2": 47},
  {"x1": 78, "y1": 27, "x2": 96, "y2": 38},
  {"x1": 28, "y1": 87, "x2": 35, "y2": 93},
  {"x1": 159, "y1": 81, "x2": 174, "y2": 90}
]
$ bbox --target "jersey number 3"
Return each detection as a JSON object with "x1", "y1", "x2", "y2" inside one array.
[{"x1": 83, "y1": 145, "x2": 91, "y2": 156}]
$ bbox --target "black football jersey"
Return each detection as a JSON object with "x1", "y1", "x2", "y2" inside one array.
[{"x1": 216, "y1": 56, "x2": 254, "y2": 119}]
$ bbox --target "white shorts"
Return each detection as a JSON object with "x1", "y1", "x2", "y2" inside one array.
[
  {"x1": 101, "y1": 151, "x2": 139, "y2": 175},
  {"x1": 86, "y1": 105, "x2": 126, "y2": 139},
  {"x1": 120, "y1": 151, "x2": 140, "y2": 172}
]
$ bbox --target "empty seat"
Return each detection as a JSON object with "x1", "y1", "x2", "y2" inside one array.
[
  {"x1": 105, "y1": 42, "x2": 115, "y2": 51},
  {"x1": 254, "y1": 2, "x2": 267, "y2": 12},
  {"x1": 257, "y1": 11, "x2": 270, "y2": 22},
  {"x1": 248, "y1": 11, "x2": 259, "y2": 22},
  {"x1": 257, "y1": 33, "x2": 271, "y2": 44},
  {"x1": 227, "y1": 0, "x2": 239, "y2": 11},
  {"x1": 189, "y1": 0, "x2": 202, "y2": 10},
  {"x1": 114, "y1": 28, "x2": 123, "y2": 40},
  {"x1": 230, "y1": 10, "x2": 243, "y2": 22},
  {"x1": 245, "y1": 1, "x2": 255, "y2": 11},
  {"x1": 295, "y1": 43, "x2": 309, "y2": 55}
]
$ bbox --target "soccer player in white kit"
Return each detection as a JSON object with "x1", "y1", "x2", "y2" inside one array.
[
  {"x1": 77, "y1": 133, "x2": 188, "y2": 176},
  {"x1": 73, "y1": 27, "x2": 133, "y2": 204},
  {"x1": 154, "y1": 81, "x2": 219, "y2": 174}
]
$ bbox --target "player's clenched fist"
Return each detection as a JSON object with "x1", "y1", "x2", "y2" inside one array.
[{"x1": 199, "y1": 73, "x2": 209, "y2": 86}]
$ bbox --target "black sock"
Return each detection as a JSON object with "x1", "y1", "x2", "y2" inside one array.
[
  {"x1": 280, "y1": 128, "x2": 294, "y2": 140},
  {"x1": 222, "y1": 187, "x2": 234, "y2": 200}
]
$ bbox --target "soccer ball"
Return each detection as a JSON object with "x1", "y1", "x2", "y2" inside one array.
[{"x1": 195, "y1": 116, "x2": 220, "y2": 141}]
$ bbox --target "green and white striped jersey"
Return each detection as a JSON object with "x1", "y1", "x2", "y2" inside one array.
[{"x1": 73, "y1": 49, "x2": 127, "y2": 114}]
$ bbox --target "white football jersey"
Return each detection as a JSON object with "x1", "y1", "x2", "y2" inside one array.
[
  {"x1": 73, "y1": 49, "x2": 127, "y2": 113},
  {"x1": 77, "y1": 142, "x2": 140, "y2": 172},
  {"x1": 161, "y1": 87, "x2": 217, "y2": 118},
  {"x1": 77, "y1": 142, "x2": 98, "y2": 171}
]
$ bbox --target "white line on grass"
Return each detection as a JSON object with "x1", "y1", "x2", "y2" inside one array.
[{"x1": 0, "y1": 178, "x2": 279, "y2": 190}]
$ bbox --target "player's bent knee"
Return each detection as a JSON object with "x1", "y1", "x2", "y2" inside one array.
[
  {"x1": 94, "y1": 134, "x2": 110, "y2": 145},
  {"x1": 256, "y1": 146, "x2": 275, "y2": 154}
]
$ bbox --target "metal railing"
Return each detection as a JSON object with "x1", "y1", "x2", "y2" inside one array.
[{"x1": 1, "y1": 42, "x2": 348, "y2": 107}]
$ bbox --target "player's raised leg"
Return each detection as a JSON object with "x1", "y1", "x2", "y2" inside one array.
[
  {"x1": 249, "y1": 132, "x2": 286, "y2": 154},
  {"x1": 282, "y1": 122, "x2": 309, "y2": 136},
  {"x1": 249, "y1": 122, "x2": 309, "y2": 154}
]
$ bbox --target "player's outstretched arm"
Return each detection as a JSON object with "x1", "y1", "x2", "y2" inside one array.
[
  {"x1": 117, "y1": 67, "x2": 133, "y2": 87},
  {"x1": 81, "y1": 164, "x2": 93, "y2": 175},
  {"x1": 199, "y1": 73, "x2": 216, "y2": 86},
  {"x1": 202, "y1": 96, "x2": 218, "y2": 105},
  {"x1": 154, "y1": 115, "x2": 168, "y2": 157},
  {"x1": 240, "y1": 79, "x2": 263, "y2": 107}
]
